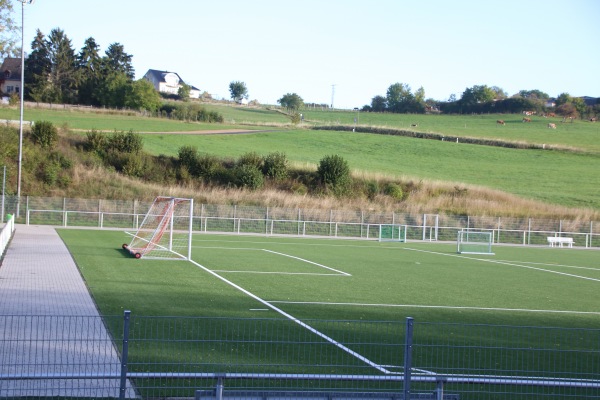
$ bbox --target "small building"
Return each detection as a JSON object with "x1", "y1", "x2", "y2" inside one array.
[
  {"x1": 143, "y1": 69, "x2": 200, "y2": 99},
  {"x1": 0, "y1": 58, "x2": 22, "y2": 99}
]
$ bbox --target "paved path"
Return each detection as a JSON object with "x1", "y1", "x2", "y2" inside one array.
[{"x1": 0, "y1": 224, "x2": 135, "y2": 398}]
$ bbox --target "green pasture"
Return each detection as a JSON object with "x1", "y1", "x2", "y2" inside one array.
[
  {"x1": 139, "y1": 129, "x2": 600, "y2": 209},
  {"x1": 302, "y1": 109, "x2": 600, "y2": 154},
  {"x1": 59, "y1": 229, "x2": 600, "y2": 328}
]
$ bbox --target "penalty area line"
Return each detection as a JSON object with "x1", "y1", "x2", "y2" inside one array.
[{"x1": 262, "y1": 249, "x2": 351, "y2": 276}]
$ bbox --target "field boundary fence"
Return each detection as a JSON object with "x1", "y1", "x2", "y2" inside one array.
[
  {"x1": 1, "y1": 313, "x2": 598, "y2": 399},
  {"x1": 1, "y1": 195, "x2": 598, "y2": 248}
]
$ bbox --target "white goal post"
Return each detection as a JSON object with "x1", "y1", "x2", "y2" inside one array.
[
  {"x1": 122, "y1": 196, "x2": 193, "y2": 260},
  {"x1": 379, "y1": 224, "x2": 407, "y2": 242},
  {"x1": 457, "y1": 230, "x2": 494, "y2": 255}
]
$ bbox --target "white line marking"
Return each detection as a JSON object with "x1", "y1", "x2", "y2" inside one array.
[
  {"x1": 267, "y1": 301, "x2": 600, "y2": 315},
  {"x1": 403, "y1": 247, "x2": 600, "y2": 283},
  {"x1": 187, "y1": 258, "x2": 390, "y2": 374},
  {"x1": 211, "y1": 270, "x2": 343, "y2": 276},
  {"x1": 262, "y1": 249, "x2": 351, "y2": 276},
  {"x1": 249, "y1": 309, "x2": 270, "y2": 311},
  {"x1": 493, "y1": 259, "x2": 600, "y2": 272}
]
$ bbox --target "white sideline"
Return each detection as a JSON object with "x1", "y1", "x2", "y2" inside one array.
[{"x1": 262, "y1": 249, "x2": 351, "y2": 276}]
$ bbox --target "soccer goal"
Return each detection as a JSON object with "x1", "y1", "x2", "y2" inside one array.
[
  {"x1": 457, "y1": 230, "x2": 494, "y2": 255},
  {"x1": 123, "y1": 196, "x2": 193, "y2": 260},
  {"x1": 379, "y1": 224, "x2": 407, "y2": 242}
]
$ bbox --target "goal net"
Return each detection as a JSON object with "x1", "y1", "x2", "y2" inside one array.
[
  {"x1": 123, "y1": 196, "x2": 193, "y2": 260},
  {"x1": 457, "y1": 230, "x2": 494, "y2": 255},
  {"x1": 379, "y1": 224, "x2": 407, "y2": 242}
]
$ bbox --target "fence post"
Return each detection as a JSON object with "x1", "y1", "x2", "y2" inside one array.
[
  {"x1": 216, "y1": 375, "x2": 224, "y2": 400},
  {"x1": 119, "y1": 310, "x2": 131, "y2": 399},
  {"x1": 404, "y1": 317, "x2": 414, "y2": 400}
]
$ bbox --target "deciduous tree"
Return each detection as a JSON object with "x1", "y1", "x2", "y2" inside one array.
[
  {"x1": 278, "y1": 92, "x2": 304, "y2": 111},
  {"x1": 229, "y1": 81, "x2": 248, "y2": 102}
]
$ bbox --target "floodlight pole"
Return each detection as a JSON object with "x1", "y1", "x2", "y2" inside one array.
[{"x1": 16, "y1": 0, "x2": 34, "y2": 218}]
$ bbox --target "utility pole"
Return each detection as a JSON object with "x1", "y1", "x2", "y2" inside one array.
[{"x1": 330, "y1": 84, "x2": 336, "y2": 110}]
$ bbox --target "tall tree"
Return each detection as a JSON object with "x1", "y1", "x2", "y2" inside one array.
[
  {"x1": 77, "y1": 37, "x2": 102, "y2": 105},
  {"x1": 460, "y1": 85, "x2": 496, "y2": 105},
  {"x1": 24, "y1": 29, "x2": 52, "y2": 102},
  {"x1": 104, "y1": 42, "x2": 134, "y2": 80},
  {"x1": 0, "y1": 0, "x2": 18, "y2": 60},
  {"x1": 45, "y1": 28, "x2": 78, "y2": 103},
  {"x1": 229, "y1": 81, "x2": 248, "y2": 102}
]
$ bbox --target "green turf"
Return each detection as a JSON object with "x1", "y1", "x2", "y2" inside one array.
[
  {"x1": 59, "y1": 229, "x2": 600, "y2": 328},
  {"x1": 58, "y1": 229, "x2": 600, "y2": 397}
]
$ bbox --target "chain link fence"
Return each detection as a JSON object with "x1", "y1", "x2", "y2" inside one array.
[
  {"x1": 1, "y1": 195, "x2": 598, "y2": 248},
  {"x1": 1, "y1": 313, "x2": 598, "y2": 399}
]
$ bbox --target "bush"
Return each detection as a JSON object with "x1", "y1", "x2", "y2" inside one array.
[
  {"x1": 384, "y1": 182, "x2": 404, "y2": 200},
  {"x1": 263, "y1": 152, "x2": 288, "y2": 181},
  {"x1": 365, "y1": 180, "x2": 379, "y2": 200},
  {"x1": 237, "y1": 152, "x2": 263, "y2": 169},
  {"x1": 177, "y1": 145, "x2": 198, "y2": 171},
  {"x1": 107, "y1": 130, "x2": 143, "y2": 154},
  {"x1": 234, "y1": 164, "x2": 264, "y2": 190},
  {"x1": 39, "y1": 161, "x2": 60, "y2": 185},
  {"x1": 196, "y1": 153, "x2": 221, "y2": 180},
  {"x1": 31, "y1": 121, "x2": 58, "y2": 150},
  {"x1": 317, "y1": 154, "x2": 351, "y2": 190},
  {"x1": 85, "y1": 129, "x2": 106, "y2": 153}
]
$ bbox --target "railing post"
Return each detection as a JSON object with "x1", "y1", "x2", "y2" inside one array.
[
  {"x1": 119, "y1": 310, "x2": 131, "y2": 399},
  {"x1": 404, "y1": 317, "x2": 414, "y2": 400},
  {"x1": 216, "y1": 375, "x2": 224, "y2": 400}
]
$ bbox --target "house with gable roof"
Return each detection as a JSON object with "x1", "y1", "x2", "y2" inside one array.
[
  {"x1": 143, "y1": 69, "x2": 201, "y2": 99},
  {"x1": 0, "y1": 58, "x2": 23, "y2": 101}
]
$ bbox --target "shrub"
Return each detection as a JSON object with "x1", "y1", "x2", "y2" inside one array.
[
  {"x1": 196, "y1": 153, "x2": 221, "y2": 180},
  {"x1": 237, "y1": 152, "x2": 263, "y2": 169},
  {"x1": 31, "y1": 120, "x2": 58, "y2": 150},
  {"x1": 85, "y1": 129, "x2": 106, "y2": 153},
  {"x1": 122, "y1": 154, "x2": 145, "y2": 178},
  {"x1": 317, "y1": 154, "x2": 351, "y2": 189},
  {"x1": 384, "y1": 182, "x2": 404, "y2": 200},
  {"x1": 263, "y1": 152, "x2": 288, "y2": 181},
  {"x1": 234, "y1": 164, "x2": 264, "y2": 190},
  {"x1": 177, "y1": 146, "x2": 198, "y2": 171},
  {"x1": 107, "y1": 130, "x2": 143, "y2": 154},
  {"x1": 365, "y1": 180, "x2": 379, "y2": 200},
  {"x1": 39, "y1": 161, "x2": 60, "y2": 185}
]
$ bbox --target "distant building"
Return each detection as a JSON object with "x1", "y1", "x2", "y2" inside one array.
[
  {"x1": 580, "y1": 96, "x2": 599, "y2": 107},
  {"x1": 143, "y1": 69, "x2": 200, "y2": 99},
  {"x1": 0, "y1": 58, "x2": 22, "y2": 99}
]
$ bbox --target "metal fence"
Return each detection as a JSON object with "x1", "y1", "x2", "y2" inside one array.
[
  {"x1": 1, "y1": 313, "x2": 598, "y2": 399},
  {"x1": 1, "y1": 195, "x2": 599, "y2": 248}
]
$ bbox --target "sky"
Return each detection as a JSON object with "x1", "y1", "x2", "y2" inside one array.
[{"x1": 17, "y1": 0, "x2": 600, "y2": 109}]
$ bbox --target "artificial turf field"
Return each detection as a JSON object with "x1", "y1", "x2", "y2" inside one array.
[{"x1": 59, "y1": 229, "x2": 599, "y2": 329}]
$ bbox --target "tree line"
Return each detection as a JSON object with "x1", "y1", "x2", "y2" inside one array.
[{"x1": 362, "y1": 83, "x2": 599, "y2": 118}]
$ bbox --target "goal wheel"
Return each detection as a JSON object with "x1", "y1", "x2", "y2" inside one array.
[{"x1": 134, "y1": 252, "x2": 142, "y2": 259}]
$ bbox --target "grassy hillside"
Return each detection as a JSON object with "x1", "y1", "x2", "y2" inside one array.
[{"x1": 1, "y1": 103, "x2": 598, "y2": 219}]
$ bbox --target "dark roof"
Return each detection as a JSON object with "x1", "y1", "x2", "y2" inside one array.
[
  {"x1": 0, "y1": 57, "x2": 22, "y2": 81},
  {"x1": 144, "y1": 69, "x2": 184, "y2": 84},
  {"x1": 580, "y1": 96, "x2": 599, "y2": 106}
]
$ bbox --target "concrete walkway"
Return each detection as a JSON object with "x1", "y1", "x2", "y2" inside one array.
[{"x1": 0, "y1": 224, "x2": 135, "y2": 398}]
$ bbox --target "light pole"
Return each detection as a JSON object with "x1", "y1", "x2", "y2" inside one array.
[{"x1": 16, "y1": 0, "x2": 34, "y2": 218}]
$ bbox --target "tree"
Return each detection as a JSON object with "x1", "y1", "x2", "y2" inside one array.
[
  {"x1": 0, "y1": 0, "x2": 18, "y2": 60},
  {"x1": 125, "y1": 79, "x2": 162, "y2": 112},
  {"x1": 555, "y1": 92, "x2": 571, "y2": 107},
  {"x1": 460, "y1": 85, "x2": 496, "y2": 105},
  {"x1": 177, "y1": 82, "x2": 191, "y2": 101},
  {"x1": 370, "y1": 95, "x2": 387, "y2": 112},
  {"x1": 77, "y1": 37, "x2": 102, "y2": 105},
  {"x1": 104, "y1": 42, "x2": 134, "y2": 80},
  {"x1": 24, "y1": 30, "x2": 52, "y2": 102},
  {"x1": 518, "y1": 89, "x2": 549, "y2": 100},
  {"x1": 278, "y1": 93, "x2": 304, "y2": 111},
  {"x1": 229, "y1": 81, "x2": 248, "y2": 102},
  {"x1": 45, "y1": 28, "x2": 78, "y2": 103}
]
